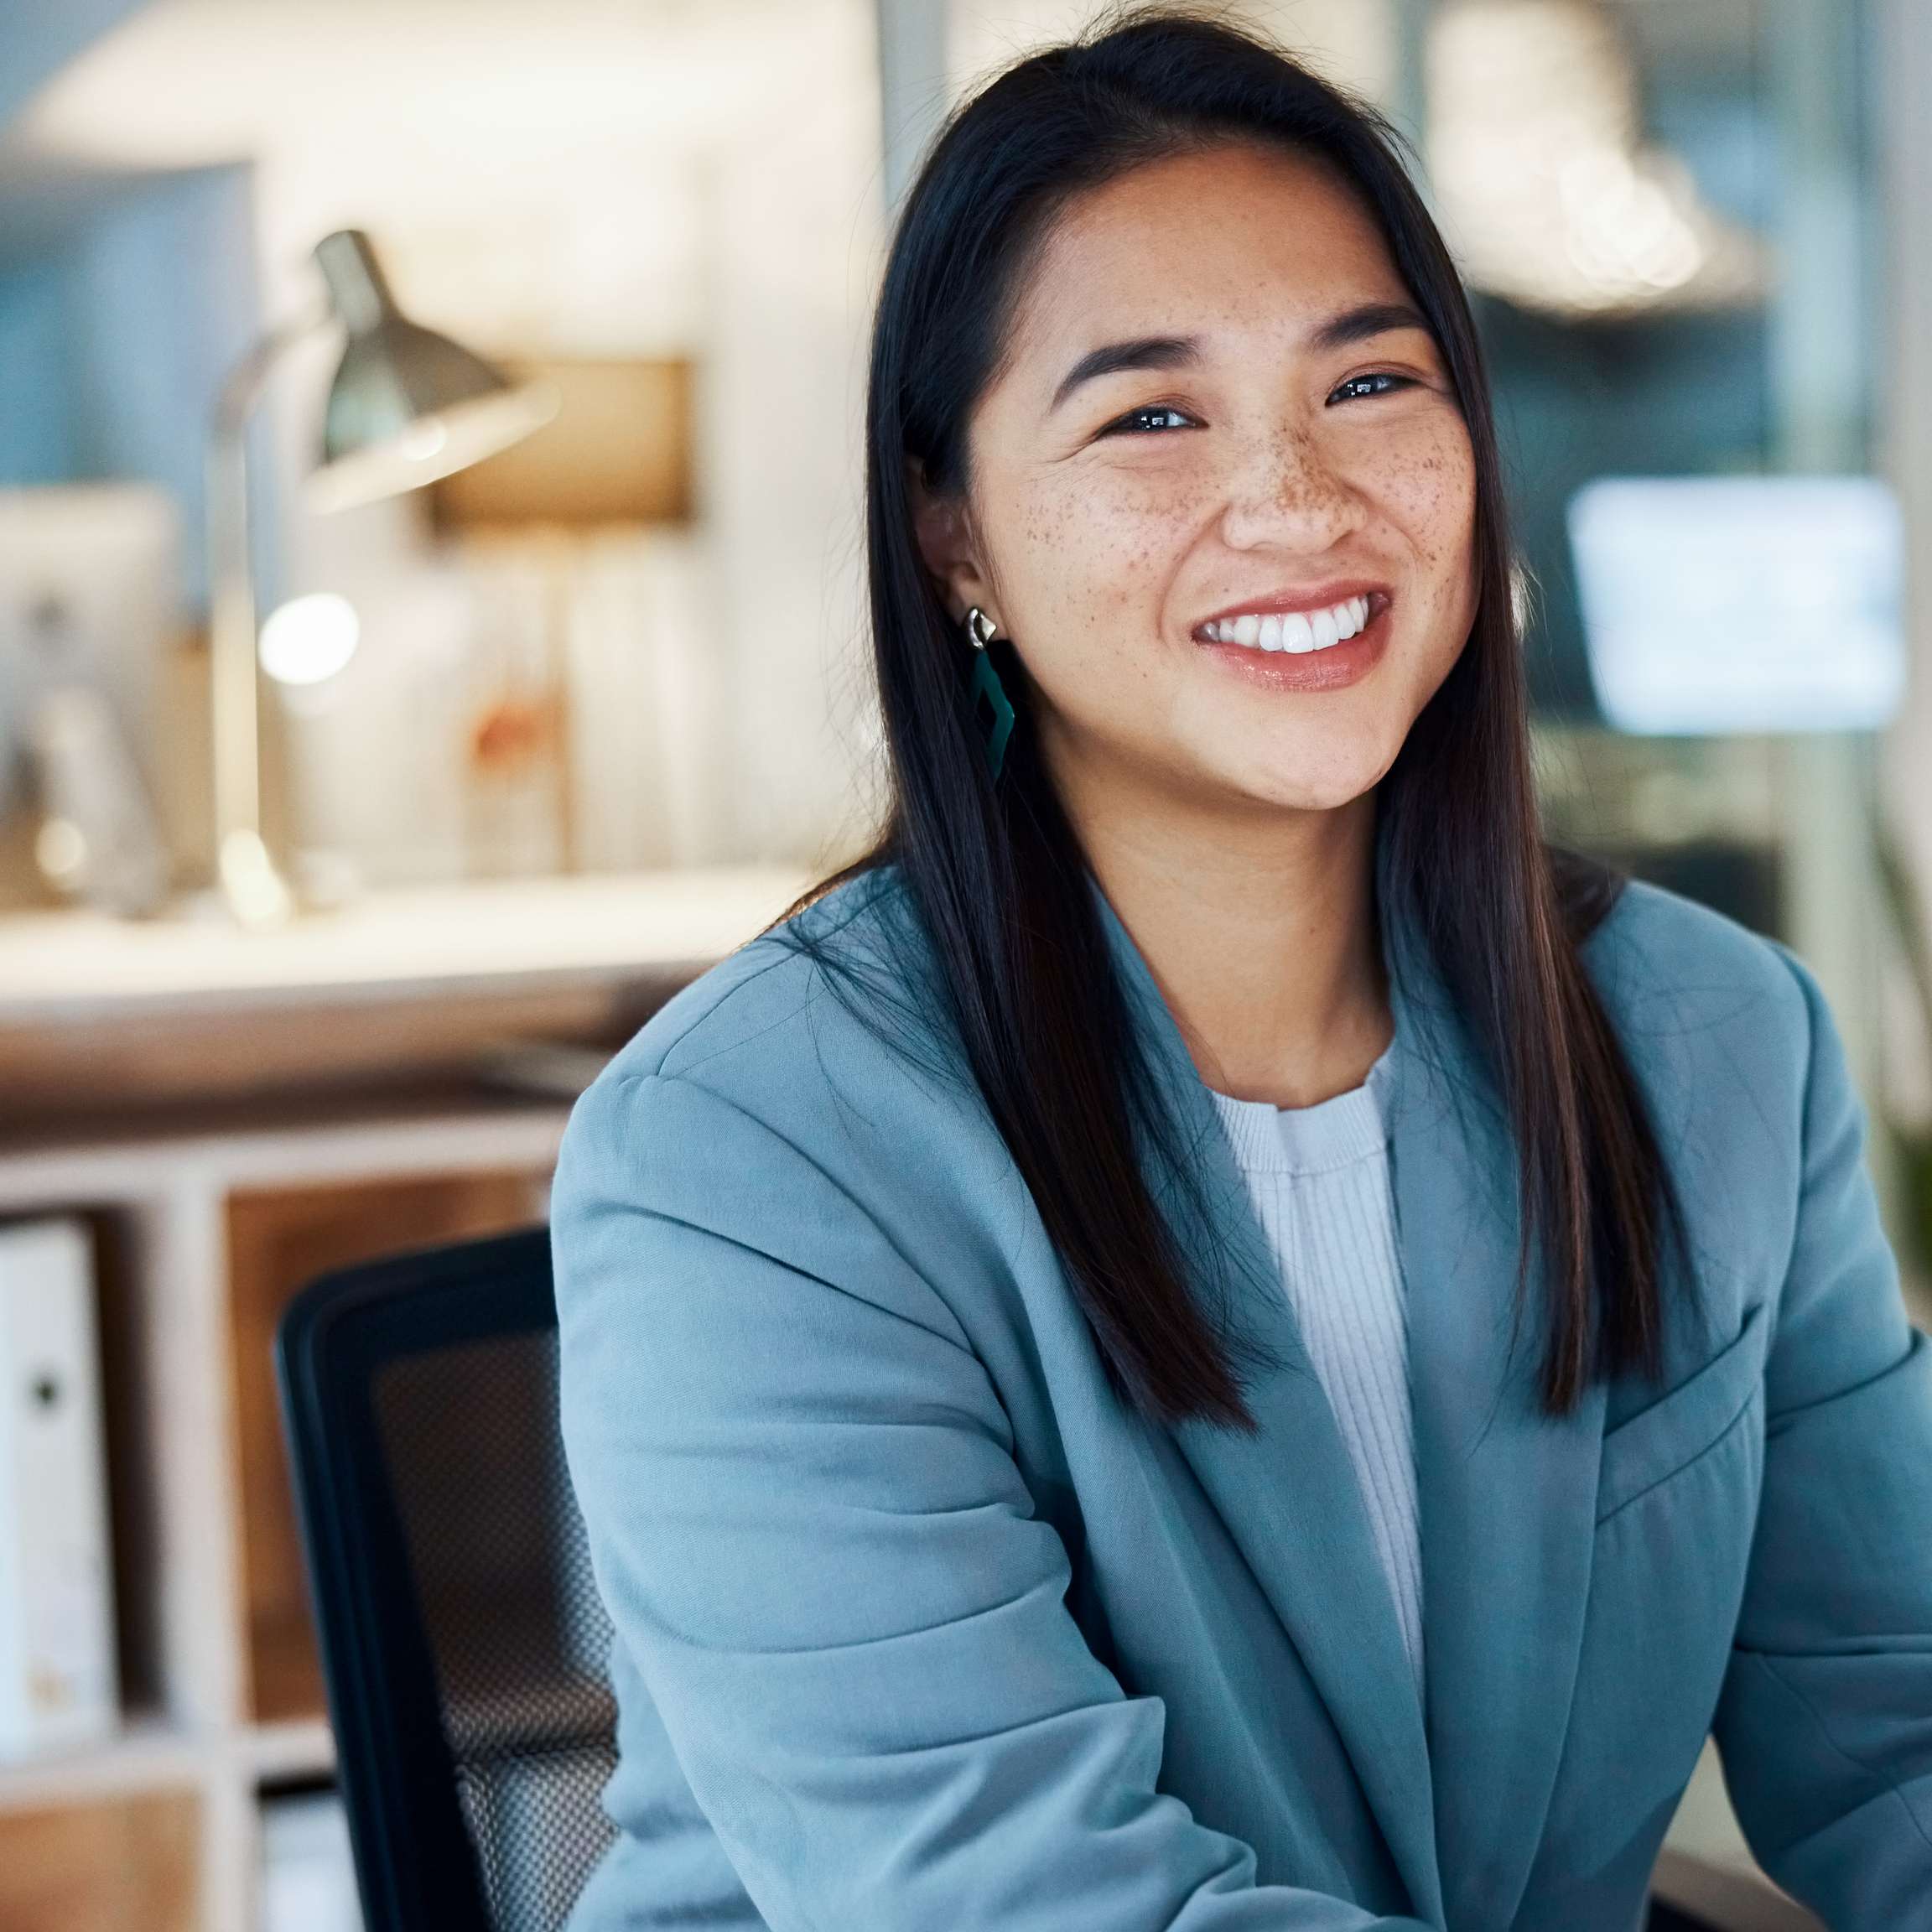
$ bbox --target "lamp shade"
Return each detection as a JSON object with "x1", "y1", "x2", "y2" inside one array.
[{"x1": 304, "y1": 229, "x2": 558, "y2": 513}]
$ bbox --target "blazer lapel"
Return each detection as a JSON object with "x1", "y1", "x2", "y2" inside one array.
[
  {"x1": 1089, "y1": 870, "x2": 1444, "y2": 1929},
  {"x1": 1089, "y1": 815, "x2": 1616, "y2": 1928},
  {"x1": 1375, "y1": 830, "x2": 1607, "y2": 1931}
]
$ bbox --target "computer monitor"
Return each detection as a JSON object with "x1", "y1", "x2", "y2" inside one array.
[
  {"x1": 0, "y1": 484, "x2": 181, "y2": 820},
  {"x1": 1566, "y1": 474, "x2": 1905, "y2": 735}
]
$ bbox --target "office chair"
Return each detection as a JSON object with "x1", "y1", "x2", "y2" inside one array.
[
  {"x1": 277, "y1": 1229, "x2": 1791, "y2": 1932},
  {"x1": 277, "y1": 1227, "x2": 618, "y2": 1932}
]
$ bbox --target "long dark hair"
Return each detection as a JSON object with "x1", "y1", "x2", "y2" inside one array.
[{"x1": 780, "y1": 3, "x2": 1688, "y2": 1429}]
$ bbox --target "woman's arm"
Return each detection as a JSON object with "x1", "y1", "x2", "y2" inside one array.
[
  {"x1": 553, "y1": 1064, "x2": 1433, "y2": 1932},
  {"x1": 1711, "y1": 948, "x2": 1932, "y2": 1924}
]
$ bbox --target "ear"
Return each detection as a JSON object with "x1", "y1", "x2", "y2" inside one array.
[{"x1": 906, "y1": 455, "x2": 1000, "y2": 631}]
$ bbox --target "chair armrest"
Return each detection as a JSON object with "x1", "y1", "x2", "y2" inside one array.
[{"x1": 1649, "y1": 1848, "x2": 1823, "y2": 1932}]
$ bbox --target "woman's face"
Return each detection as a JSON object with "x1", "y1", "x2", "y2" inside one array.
[{"x1": 916, "y1": 139, "x2": 1480, "y2": 822}]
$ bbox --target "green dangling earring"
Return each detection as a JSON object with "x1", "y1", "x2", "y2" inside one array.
[{"x1": 963, "y1": 605, "x2": 1015, "y2": 782}]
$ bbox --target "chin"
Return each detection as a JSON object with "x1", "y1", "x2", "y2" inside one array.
[{"x1": 1216, "y1": 733, "x2": 1394, "y2": 816}]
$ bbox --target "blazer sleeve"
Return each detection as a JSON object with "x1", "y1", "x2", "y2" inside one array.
[
  {"x1": 1711, "y1": 947, "x2": 1932, "y2": 1924},
  {"x1": 552, "y1": 1064, "x2": 1435, "y2": 1932}
]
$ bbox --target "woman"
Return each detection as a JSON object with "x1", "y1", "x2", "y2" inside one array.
[{"x1": 553, "y1": 10, "x2": 1932, "y2": 1929}]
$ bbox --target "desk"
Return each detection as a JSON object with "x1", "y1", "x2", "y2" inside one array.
[{"x1": 0, "y1": 865, "x2": 808, "y2": 1125}]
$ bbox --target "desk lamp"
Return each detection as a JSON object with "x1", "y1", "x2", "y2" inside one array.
[{"x1": 205, "y1": 228, "x2": 557, "y2": 924}]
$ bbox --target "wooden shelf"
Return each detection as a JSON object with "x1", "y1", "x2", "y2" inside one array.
[
  {"x1": 0, "y1": 1718, "x2": 204, "y2": 1810},
  {"x1": 236, "y1": 1717, "x2": 335, "y2": 1787},
  {"x1": 0, "y1": 1716, "x2": 334, "y2": 1814}
]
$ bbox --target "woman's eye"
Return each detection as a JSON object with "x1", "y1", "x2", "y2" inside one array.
[
  {"x1": 1102, "y1": 404, "x2": 1197, "y2": 436},
  {"x1": 1331, "y1": 371, "x2": 1415, "y2": 403}
]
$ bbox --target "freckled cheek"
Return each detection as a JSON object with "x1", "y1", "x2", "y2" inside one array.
[
  {"x1": 996, "y1": 477, "x2": 1202, "y2": 647},
  {"x1": 1364, "y1": 428, "x2": 1478, "y2": 593}
]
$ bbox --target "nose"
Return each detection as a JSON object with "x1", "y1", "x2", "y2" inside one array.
[{"x1": 1217, "y1": 423, "x2": 1368, "y2": 553}]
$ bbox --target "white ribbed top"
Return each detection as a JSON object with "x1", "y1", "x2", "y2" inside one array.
[{"x1": 1205, "y1": 1041, "x2": 1423, "y2": 1693}]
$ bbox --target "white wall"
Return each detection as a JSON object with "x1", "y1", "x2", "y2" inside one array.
[{"x1": 947, "y1": 1, "x2": 1397, "y2": 109}]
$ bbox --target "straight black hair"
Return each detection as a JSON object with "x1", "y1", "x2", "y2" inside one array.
[{"x1": 780, "y1": 3, "x2": 1690, "y2": 1429}]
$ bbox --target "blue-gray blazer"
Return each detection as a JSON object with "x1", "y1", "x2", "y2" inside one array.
[{"x1": 552, "y1": 831, "x2": 1932, "y2": 1931}]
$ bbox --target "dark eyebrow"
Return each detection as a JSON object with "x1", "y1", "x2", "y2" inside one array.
[
  {"x1": 1308, "y1": 299, "x2": 1433, "y2": 352},
  {"x1": 1049, "y1": 335, "x2": 1200, "y2": 413},
  {"x1": 1046, "y1": 302, "x2": 1435, "y2": 415}
]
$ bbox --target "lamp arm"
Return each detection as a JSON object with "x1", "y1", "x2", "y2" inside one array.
[{"x1": 201, "y1": 301, "x2": 330, "y2": 921}]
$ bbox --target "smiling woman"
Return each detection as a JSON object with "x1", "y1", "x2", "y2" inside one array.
[
  {"x1": 550, "y1": 8, "x2": 1932, "y2": 1931},
  {"x1": 852, "y1": 36, "x2": 1659, "y2": 1434}
]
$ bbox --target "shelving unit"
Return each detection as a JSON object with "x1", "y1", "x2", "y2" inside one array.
[
  {"x1": 0, "y1": 865, "x2": 808, "y2": 1932},
  {"x1": 0, "y1": 1099, "x2": 569, "y2": 1931}
]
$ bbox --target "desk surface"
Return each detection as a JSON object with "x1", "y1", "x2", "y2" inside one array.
[{"x1": 0, "y1": 865, "x2": 812, "y2": 1023}]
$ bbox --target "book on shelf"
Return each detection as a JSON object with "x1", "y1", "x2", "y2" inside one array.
[{"x1": 0, "y1": 1215, "x2": 118, "y2": 1760}]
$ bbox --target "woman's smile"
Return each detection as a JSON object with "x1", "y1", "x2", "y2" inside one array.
[{"x1": 1190, "y1": 586, "x2": 1393, "y2": 692}]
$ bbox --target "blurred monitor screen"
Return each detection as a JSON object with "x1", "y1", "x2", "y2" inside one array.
[
  {"x1": 1566, "y1": 475, "x2": 1905, "y2": 735},
  {"x1": 0, "y1": 485, "x2": 178, "y2": 817}
]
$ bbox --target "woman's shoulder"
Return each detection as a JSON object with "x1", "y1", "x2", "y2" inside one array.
[
  {"x1": 1581, "y1": 865, "x2": 1805, "y2": 1019},
  {"x1": 550, "y1": 862, "x2": 1021, "y2": 1334},
  {"x1": 1576, "y1": 863, "x2": 1831, "y2": 1131},
  {"x1": 595, "y1": 860, "x2": 934, "y2": 1084},
  {"x1": 549, "y1": 863, "x2": 1013, "y2": 1405},
  {"x1": 557, "y1": 860, "x2": 979, "y2": 1185}
]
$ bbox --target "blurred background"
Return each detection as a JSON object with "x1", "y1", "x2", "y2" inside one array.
[{"x1": 0, "y1": 3, "x2": 1922, "y2": 1928}]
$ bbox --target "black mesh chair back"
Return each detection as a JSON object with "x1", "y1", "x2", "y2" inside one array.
[{"x1": 277, "y1": 1228, "x2": 617, "y2": 1932}]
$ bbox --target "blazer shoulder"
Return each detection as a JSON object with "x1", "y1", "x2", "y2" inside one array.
[
  {"x1": 1582, "y1": 871, "x2": 1811, "y2": 1065},
  {"x1": 1576, "y1": 874, "x2": 1862, "y2": 1304},
  {"x1": 578, "y1": 860, "x2": 962, "y2": 1134},
  {"x1": 552, "y1": 864, "x2": 1019, "y2": 1343}
]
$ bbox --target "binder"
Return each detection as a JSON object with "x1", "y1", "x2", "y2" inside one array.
[
  {"x1": 0, "y1": 1217, "x2": 118, "y2": 1758},
  {"x1": 261, "y1": 1789, "x2": 364, "y2": 1932}
]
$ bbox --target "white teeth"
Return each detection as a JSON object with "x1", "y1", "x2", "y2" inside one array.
[{"x1": 1201, "y1": 595, "x2": 1375, "y2": 652}]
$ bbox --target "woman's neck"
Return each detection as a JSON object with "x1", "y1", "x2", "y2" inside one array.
[{"x1": 1069, "y1": 776, "x2": 1392, "y2": 1110}]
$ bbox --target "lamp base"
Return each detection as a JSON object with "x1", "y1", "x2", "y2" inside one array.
[{"x1": 218, "y1": 828, "x2": 295, "y2": 928}]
